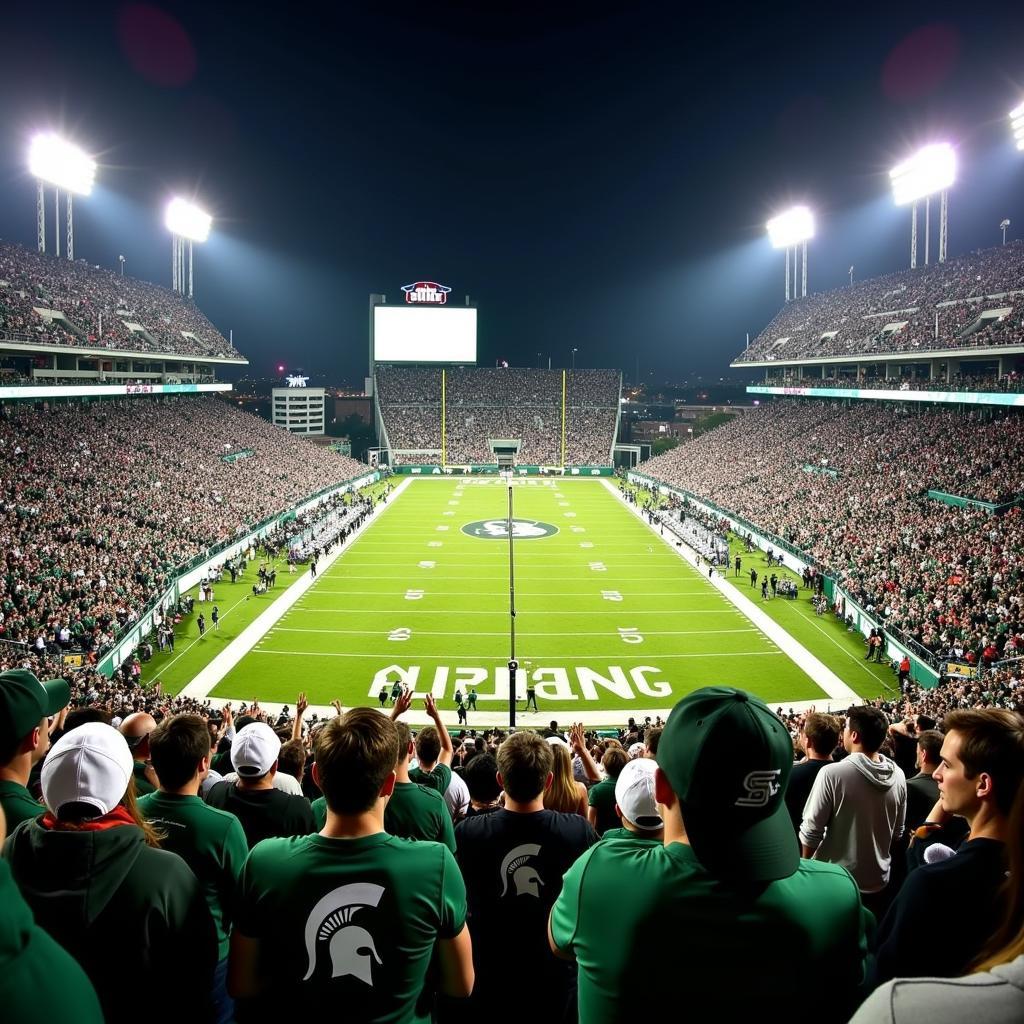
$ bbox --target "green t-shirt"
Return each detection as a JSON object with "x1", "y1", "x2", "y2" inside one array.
[
  {"x1": 551, "y1": 841, "x2": 870, "y2": 1021},
  {"x1": 138, "y1": 791, "x2": 249, "y2": 960},
  {"x1": 586, "y1": 777, "x2": 619, "y2": 834},
  {"x1": 408, "y1": 762, "x2": 452, "y2": 796},
  {"x1": 132, "y1": 760, "x2": 156, "y2": 796},
  {"x1": 234, "y1": 832, "x2": 467, "y2": 1022},
  {"x1": 384, "y1": 782, "x2": 456, "y2": 852},
  {"x1": 598, "y1": 826, "x2": 661, "y2": 845},
  {"x1": 311, "y1": 795, "x2": 327, "y2": 831},
  {"x1": 0, "y1": 780, "x2": 42, "y2": 831}
]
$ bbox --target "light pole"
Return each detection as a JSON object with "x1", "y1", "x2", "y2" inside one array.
[
  {"x1": 536, "y1": 352, "x2": 541, "y2": 368},
  {"x1": 848, "y1": 265, "x2": 854, "y2": 286},
  {"x1": 119, "y1": 254, "x2": 126, "y2": 276},
  {"x1": 571, "y1": 347, "x2": 578, "y2": 369},
  {"x1": 1001, "y1": 219, "x2": 1010, "y2": 245},
  {"x1": 766, "y1": 206, "x2": 814, "y2": 301},
  {"x1": 28, "y1": 133, "x2": 95, "y2": 259},
  {"x1": 165, "y1": 197, "x2": 211, "y2": 297},
  {"x1": 890, "y1": 143, "x2": 956, "y2": 268}
]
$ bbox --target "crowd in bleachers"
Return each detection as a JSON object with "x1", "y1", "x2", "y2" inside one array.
[
  {"x1": 0, "y1": 396, "x2": 366, "y2": 672},
  {"x1": 0, "y1": 241, "x2": 242, "y2": 359},
  {"x1": 738, "y1": 240, "x2": 1024, "y2": 363},
  {"x1": 640, "y1": 399, "x2": 1024, "y2": 664},
  {"x1": 377, "y1": 367, "x2": 619, "y2": 465},
  {"x1": 764, "y1": 370, "x2": 1024, "y2": 393}
]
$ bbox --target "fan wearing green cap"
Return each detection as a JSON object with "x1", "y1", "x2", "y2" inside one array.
[
  {"x1": 549, "y1": 686, "x2": 871, "y2": 1021},
  {"x1": 0, "y1": 669, "x2": 70, "y2": 829}
]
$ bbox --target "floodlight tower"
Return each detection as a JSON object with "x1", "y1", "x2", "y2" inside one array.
[
  {"x1": 889, "y1": 143, "x2": 956, "y2": 268},
  {"x1": 767, "y1": 206, "x2": 814, "y2": 301},
  {"x1": 1011, "y1": 102, "x2": 1024, "y2": 151},
  {"x1": 164, "y1": 197, "x2": 211, "y2": 298},
  {"x1": 28, "y1": 133, "x2": 96, "y2": 260}
]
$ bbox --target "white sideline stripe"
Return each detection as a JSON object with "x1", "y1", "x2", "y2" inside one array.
[
  {"x1": 603, "y1": 480, "x2": 861, "y2": 706},
  {"x1": 251, "y1": 649, "x2": 784, "y2": 660},
  {"x1": 285, "y1": 608, "x2": 746, "y2": 615},
  {"x1": 302, "y1": 588, "x2": 720, "y2": 596},
  {"x1": 273, "y1": 627, "x2": 759, "y2": 637},
  {"x1": 179, "y1": 478, "x2": 414, "y2": 701}
]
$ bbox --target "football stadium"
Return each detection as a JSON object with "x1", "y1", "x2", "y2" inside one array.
[{"x1": 2, "y1": 7, "x2": 1024, "y2": 1024}]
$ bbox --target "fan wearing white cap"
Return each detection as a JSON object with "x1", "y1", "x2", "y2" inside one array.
[
  {"x1": 601, "y1": 759, "x2": 664, "y2": 844},
  {"x1": 3, "y1": 723, "x2": 218, "y2": 1024},
  {"x1": 205, "y1": 722, "x2": 314, "y2": 848}
]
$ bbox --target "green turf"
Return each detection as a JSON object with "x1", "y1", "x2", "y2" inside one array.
[{"x1": 206, "y1": 478, "x2": 831, "y2": 711}]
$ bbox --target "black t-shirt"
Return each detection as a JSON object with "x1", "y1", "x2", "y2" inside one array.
[
  {"x1": 785, "y1": 759, "x2": 832, "y2": 831},
  {"x1": 205, "y1": 780, "x2": 314, "y2": 849},
  {"x1": 455, "y1": 809, "x2": 598, "y2": 1008}
]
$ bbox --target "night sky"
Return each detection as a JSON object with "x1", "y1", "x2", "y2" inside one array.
[{"x1": 1, "y1": 1, "x2": 1023, "y2": 386}]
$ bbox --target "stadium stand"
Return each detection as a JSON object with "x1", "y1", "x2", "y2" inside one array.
[
  {"x1": 639, "y1": 400, "x2": 1024, "y2": 664},
  {"x1": 0, "y1": 396, "x2": 366, "y2": 677},
  {"x1": 736, "y1": 240, "x2": 1024, "y2": 364},
  {"x1": 376, "y1": 366, "x2": 620, "y2": 465},
  {"x1": 0, "y1": 241, "x2": 242, "y2": 359}
]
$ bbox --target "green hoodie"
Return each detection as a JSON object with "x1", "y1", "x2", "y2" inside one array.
[
  {"x1": 4, "y1": 818, "x2": 218, "y2": 1024},
  {"x1": 0, "y1": 857, "x2": 103, "y2": 1022}
]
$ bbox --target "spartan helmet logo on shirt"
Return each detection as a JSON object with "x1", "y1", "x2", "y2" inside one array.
[
  {"x1": 500, "y1": 844, "x2": 544, "y2": 898},
  {"x1": 302, "y1": 883, "x2": 385, "y2": 986}
]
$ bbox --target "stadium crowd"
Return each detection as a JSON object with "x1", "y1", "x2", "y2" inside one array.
[
  {"x1": 641, "y1": 399, "x2": 1024, "y2": 664},
  {"x1": 0, "y1": 241, "x2": 242, "y2": 359},
  {"x1": 2, "y1": 668, "x2": 1023, "y2": 1022},
  {"x1": 377, "y1": 367, "x2": 619, "y2": 465},
  {"x1": 762, "y1": 370, "x2": 1024, "y2": 393},
  {"x1": 738, "y1": 240, "x2": 1024, "y2": 363},
  {"x1": 0, "y1": 395, "x2": 366, "y2": 674}
]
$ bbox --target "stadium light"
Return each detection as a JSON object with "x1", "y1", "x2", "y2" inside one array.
[
  {"x1": 766, "y1": 205, "x2": 814, "y2": 301},
  {"x1": 165, "y1": 197, "x2": 211, "y2": 298},
  {"x1": 165, "y1": 197, "x2": 212, "y2": 242},
  {"x1": 1011, "y1": 102, "x2": 1024, "y2": 151},
  {"x1": 890, "y1": 143, "x2": 955, "y2": 267},
  {"x1": 28, "y1": 132, "x2": 96, "y2": 260},
  {"x1": 766, "y1": 206, "x2": 814, "y2": 249}
]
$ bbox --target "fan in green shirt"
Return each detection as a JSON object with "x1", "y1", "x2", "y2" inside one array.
[
  {"x1": 140, "y1": 714, "x2": 250, "y2": 962},
  {"x1": 386, "y1": 721, "x2": 456, "y2": 851},
  {"x1": 228, "y1": 709, "x2": 473, "y2": 1022},
  {"x1": 550, "y1": 687, "x2": 870, "y2": 1021},
  {"x1": 406, "y1": 692, "x2": 455, "y2": 798}
]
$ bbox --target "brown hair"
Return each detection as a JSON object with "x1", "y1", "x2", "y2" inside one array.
[
  {"x1": 278, "y1": 739, "x2": 307, "y2": 783},
  {"x1": 602, "y1": 747, "x2": 629, "y2": 781},
  {"x1": 803, "y1": 713, "x2": 841, "y2": 756},
  {"x1": 544, "y1": 744, "x2": 582, "y2": 814},
  {"x1": 846, "y1": 706, "x2": 888, "y2": 754},
  {"x1": 974, "y1": 780, "x2": 1024, "y2": 972},
  {"x1": 415, "y1": 725, "x2": 441, "y2": 767},
  {"x1": 148, "y1": 714, "x2": 211, "y2": 790},
  {"x1": 55, "y1": 776, "x2": 164, "y2": 849},
  {"x1": 314, "y1": 709, "x2": 400, "y2": 815},
  {"x1": 915, "y1": 729, "x2": 944, "y2": 767},
  {"x1": 497, "y1": 732, "x2": 553, "y2": 802},
  {"x1": 395, "y1": 721, "x2": 413, "y2": 762},
  {"x1": 644, "y1": 726, "x2": 663, "y2": 756},
  {"x1": 943, "y1": 709, "x2": 1024, "y2": 816}
]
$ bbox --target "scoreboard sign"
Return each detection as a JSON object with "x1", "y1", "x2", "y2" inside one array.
[{"x1": 401, "y1": 281, "x2": 451, "y2": 304}]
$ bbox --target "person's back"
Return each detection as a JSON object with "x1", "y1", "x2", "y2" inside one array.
[{"x1": 383, "y1": 720, "x2": 456, "y2": 851}]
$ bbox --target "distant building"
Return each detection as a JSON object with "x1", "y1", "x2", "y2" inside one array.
[{"x1": 272, "y1": 386, "x2": 325, "y2": 436}]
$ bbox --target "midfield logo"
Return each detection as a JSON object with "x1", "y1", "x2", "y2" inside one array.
[{"x1": 461, "y1": 518, "x2": 559, "y2": 539}]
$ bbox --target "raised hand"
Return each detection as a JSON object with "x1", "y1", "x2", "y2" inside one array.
[
  {"x1": 391, "y1": 688, "x2": 413, "y2": 720},
  {"x1": 296, "y1": 691, "x2": 309, "y2": 717}
]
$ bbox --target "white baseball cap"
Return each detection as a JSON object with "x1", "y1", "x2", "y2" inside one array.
[
  {"x1": 41, "y1": 722, "x2": 133, "y2": 818},
  {"x1": 614, "y1": 758, "x2": 663, "y2": 831},
  {"x1": 628, "y1": 742, "x2": 646, "y2": 759},
  {"x1": 546, "y1": 735, "x2": 571, "y2": 750},
  {"x1": 231, "y1": 722, "x2": 281, "y2": 778}
]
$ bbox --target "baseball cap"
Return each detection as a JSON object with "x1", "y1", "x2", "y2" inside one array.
[
  {"x1": 41, "y1": 722, "x2": 133, "y2": 818},
  {"x1": 614, "y1": 758, "x2": 663, "y2": 831},
  {"x1": 627, "y1": 741, "x2": 646, "y2": 759},
  {"x1": 231, "y1": 722, "x2": 281, "y2": 777},
  {"x1": 546, "y1": 735, "x2": 570, "y2": 750},
  {"x1": 657, "y1": 687, "x2": 799, "y2": 883},
  {"x1": 0, "y1": 669, "x2": 71, "y2": 755}
]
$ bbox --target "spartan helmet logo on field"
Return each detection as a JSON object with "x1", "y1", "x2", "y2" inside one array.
[
  {"x1": 500, "y1": 843, "x2": 544, "y2": 898},
  {"x1": 461, "y1": 519, "x2": 558, "y2": 540},
  {"x1": 302, "y1": 883, "x2": 385, "y2": 986}
]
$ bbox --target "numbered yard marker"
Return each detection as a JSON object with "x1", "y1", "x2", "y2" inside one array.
[
  {"x1": 418, "y1": 561, "x2": 436, "y2": 569},
  {"x1": 589, "y1": 561, "x2": 607, "y2": 572},
  {"x1": 405, "y1": 589, "x2": 425, "y2": 600},
  {"x1": 602, "y1": 590, "x2": 623, "y2": 602},
  {"x1": 618, "y1": 627, "x2": 643, "y2": 644},
  {"x1": 388, "y1": 628, "x2": 412, "y2": 641}
]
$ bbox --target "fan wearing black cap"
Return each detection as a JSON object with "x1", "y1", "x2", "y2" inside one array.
[
  {"x1": 549, "y1": 686, "x2": 871, "y2": 1021},
  {"x1": 0, "y1": 669, "x2": 69, "y2": 829}
]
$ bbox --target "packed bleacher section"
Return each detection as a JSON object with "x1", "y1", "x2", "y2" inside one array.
[
  {"x1": 766, "y1": 370, "x2": 1024, "y2": 393},
  {"x1": 0, "y1": 240, "x2": 242, "y2": 359},
  {"x1": 376, "y1": 366, "x2": 620, "y2": 464},
  {"x1": 640, "y1": 399, "x2": 1024, "y2": 664},
  {"x1": 0, "y1": 395, "x2": 366, "y2": 676},
  {"x1": 738, "y1": 239, "x2": 1024, "y2": 363}
]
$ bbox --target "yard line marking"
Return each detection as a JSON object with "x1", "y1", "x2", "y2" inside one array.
[
  {"x1": 271, "y1": 627, "x2": 760, "y2": 637},
  {"x1": 251, "y1": 649, "x2": 784, "y2": 659}
]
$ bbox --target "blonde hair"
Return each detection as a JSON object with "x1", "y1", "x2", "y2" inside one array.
[{"x1": 544, "y1": 744, "x2": 581, "y2": 814}]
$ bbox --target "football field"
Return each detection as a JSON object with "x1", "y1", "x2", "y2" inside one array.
[{"x1": 202, "y1": 478, "x2": 838, "y2": 717}]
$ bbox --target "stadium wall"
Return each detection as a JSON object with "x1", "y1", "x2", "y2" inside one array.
[
  {"x1": 97, "y1": 469, "x2": 380, "y2": 677},
  {"x1": 629, "y1": 471, "x2": 940, "y2": 688}
]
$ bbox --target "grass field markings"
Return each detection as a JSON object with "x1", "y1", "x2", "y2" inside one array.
[
  {"x1": 270, "y1": 627, "x2": 760, "y2": 637},
  {"x1": 564, "y1": 512, "x2": 577, "y2": 518},
  {"x1": 448, "y1": 501, "x2": 460, "y2": 505},
  {"x1": 289, "y1": 608, "x2": 765, "y2": 615},
  {"x1": 442, "y1": 511, "x2": 454, "y2": 516},
  {"x1": 296, "y1": 589, "x2": 723, "y2": 597},
  {"x1": 427, "y1": 541, "x2": 443, "y2": 547},
  {"x1": 251, "y1": 649, "x2": 785, "y2": 660}
]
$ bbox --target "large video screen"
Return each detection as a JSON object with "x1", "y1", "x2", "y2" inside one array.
[{"x1": 373, "y1": 306, "x2": 477, "y2": 364}]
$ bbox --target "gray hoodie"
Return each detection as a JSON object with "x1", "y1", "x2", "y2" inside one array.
[{"x1": 799, "y1": 752, "x2": 907, "y2": 893}]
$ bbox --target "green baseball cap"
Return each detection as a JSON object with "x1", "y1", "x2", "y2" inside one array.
[
  {"x1": 0, "y1": 669, "x2": 71, "y2": 755},
  {"x1": 657, "y1": 686, "x2": 799, "y2": 883}
]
